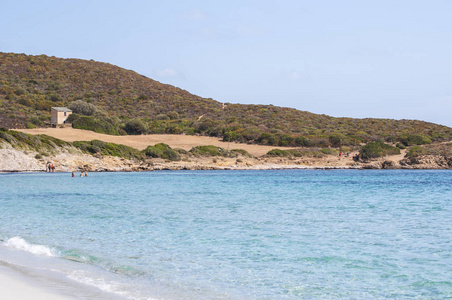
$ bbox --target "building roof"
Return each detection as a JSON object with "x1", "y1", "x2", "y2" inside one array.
[{"x1": 51, "y1": 107, "x2": 72, "y2": 112}]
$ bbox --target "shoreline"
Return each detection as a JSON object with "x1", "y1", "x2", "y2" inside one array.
[
  {"x1": 0, "y1": 257, "x2": 127, "y2": 300},
  {"x1": 1, "y1": 128, "x2": 450, "y2": 172},
  {"x1": 0, "y1": 262, "x2": 75, "y2": 300},
  {"x1": 2, "y1": 165, "x2": 451, "y2": 173}
]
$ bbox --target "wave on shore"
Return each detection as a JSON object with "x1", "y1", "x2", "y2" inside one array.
[{"x1": 0, "y1": 236, "x2": 153, "y2": 300}]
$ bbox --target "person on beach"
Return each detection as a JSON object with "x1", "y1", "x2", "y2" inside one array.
[
  {"x1": 80, "y1": 171, "x2": 84, "y2": 177},
  {"x1": 51, "y1": 164, "x2": 55, "y2": 172},
  {"x1": 84, "y1": 171, "x2": 88, "y2": 177},
  {"x1": 72, "y1": 171, "x2": 75, "y2": 177}
]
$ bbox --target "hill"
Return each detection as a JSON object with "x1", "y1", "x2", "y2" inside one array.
[{"x1": 1, "y1": 52, "x2": 451, "y2": 148}]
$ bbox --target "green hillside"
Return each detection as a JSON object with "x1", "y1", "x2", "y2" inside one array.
[{"x1": 1, "y1": 52, "x2": 451, "y2": 147}]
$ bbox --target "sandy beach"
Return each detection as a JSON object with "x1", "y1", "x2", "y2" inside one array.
[
  {"x1": 0, "y1": 265, "x2": 73, "y2": 300},
  {"x1": 0, "y1": 260, "x2": 128, "y2": 300}
]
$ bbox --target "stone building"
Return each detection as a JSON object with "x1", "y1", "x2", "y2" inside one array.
[{"x1": 51, "y1": 107, "x2": 72, "y2": 125}]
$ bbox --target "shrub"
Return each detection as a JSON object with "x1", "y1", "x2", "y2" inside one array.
[
  {"x1": 156, "y1": 114, "x2": 170, "y2": 120},
  {"x1": 266, "y1": 149, "x2": 307, "y2": 157},
  {"x1": 66, "y1": 113, "x2": 80, "y2": 123},
  {"x1": 223, "y1": 131, "x2": 238, "y2": 142},
  {"x1": 267, "y1": 149, "x2": 291, "y2": 157},
  {"x1": 359, "y1": 142, "x2": 400, "y2": 160},
  {"x1": 278, "y1": 134, "x2": 294, "y2": 146},
  {"x1": 294, "y1": 136, "x2": 313, "y2": 147},
  {"x1": 124, "y1": 119, "x2": 148, "y2": 135},
  {"x1": 400, "y1": 135, "x2": 432, "y2": 146},
  {"x1": 18, "y1": 96, "x2": 33, "y2": 107},
  {"x1": 143, "y1": 143, "x2": 180, "y2": 161},
  {"x1": 396, "y1": 143, "x2": 406, "y2": 149},
  {"x1": 72, "y1": 116, "x2": 120, "y2": 135},
  {"x1": 29, "y1": 116, "x2": 41, "y2": 126},
  {"x1": 329, "y1": 134, "x2": 343, "y2": 147},
  {"x1": 48, "y1": 94, "x2": 60, "y2": 102},
  {"x1": 69, "y1": 100, "x2": 97, "y2": 116},
  {"x1": 167, "y1": 111, "x2": 179, "y2": 120},
  {"x1": 143, "y1": 145, "x2": 163, "y2": 158},
  {"x1": 257, "y1": 133, "x2": 278, "y2": 146},
  {"x1": 230, "y1": 149, "x2": 252, "y2": 158},
  {"x1": 73, "y1": 140, "x2": 144, "y2": 160},
  {"x1": 190, "y1": 145, "x2": 226, "y2": 156},
  {"x1": 406, "y1": 146, "x2": 428, "y2": 158},
  {"x1": 14, "y1": 88, "x2": 26, "y2": 96}
]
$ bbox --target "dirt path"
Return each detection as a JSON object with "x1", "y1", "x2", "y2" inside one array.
[{"x1": 16, "y1": 128, "x2": 287, "y2": 157}]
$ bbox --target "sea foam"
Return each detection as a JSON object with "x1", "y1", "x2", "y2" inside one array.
[{"x1": 3, "y1": 237, "x2": 56, "y2": 257}]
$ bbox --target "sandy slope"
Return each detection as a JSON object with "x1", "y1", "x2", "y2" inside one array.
[{"x1": 17, "y1": 128, "x2": 283, "y2": 157}]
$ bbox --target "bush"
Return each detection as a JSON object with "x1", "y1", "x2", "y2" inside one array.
[
  {"x1": 167, "y1": 111, "x2": 179, "y2": 120},
  {"x1": 69, "y1": 100, "x2": 97, "y2": 116},
  {"x1": 72, "y1": 115, "x2": 120, "y2": 135},
  {"x1": 230, "y1": 149, "x2": 252, "y2": 158},
  {"x1": 406, "y1": 146, "x2": 428, "y2": 158},
  {"x1": 175, "y1": 148, "x2": 188, "y2": 154},
  {"x1": 396, "y1": 143, "x2": 406, "y2": 149},
  {"x1": 256, "y1": 133, "x2": 278, "y2": 146},
  {"x1": 48, "y1": 94, "x2": 60, "y2": 102},
  {"x1": 266, "y1": 149, "x2": 306, "y2": 157},
  {"x1": 29, "y1": 116, "x2": 41, "y2": 126},
  {"x1": 124, "y1": 119, "x2": 148, "y2": 135},
  {"x1": 143, "y1": 143, "x2": 180, "y2": 161},
  {"x1": 359, "y1": 142, "x2": 400, "y2": 160},
  {"x1": 294, "y1": 136, "x2": 313, "y2": 147},
  {"x1": 18, "y1": 97, "x2": 33, "y2": 107},
  {"x1": 190, "y1": 145, "x2": 226, "y2": 156},
  {"x1": 66, "y1": 113, "x2": 80, "y2": 123},
  {"x1": 144, "y1": 145, "x2": 163, "y2": 158},
  {"x1": 156, "y1": 114, "x2": 170, "y2": 120},
  {"x1": 400, "y1": 135, "x2": 432, "y2": 146},
  {"x1": 267, "y1": 149, "x2": 291, "y2": 157},
  {"x1": 73, "y1": 140, "x2": 144, "y2": 160}
]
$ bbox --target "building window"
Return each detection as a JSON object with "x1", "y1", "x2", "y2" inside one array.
[{"x1": 64, "y1": 112, "x2": 67, "y2": 116}]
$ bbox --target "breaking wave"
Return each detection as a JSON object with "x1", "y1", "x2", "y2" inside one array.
[{"x1": 3, "y1": 236, "x2": 56, "y2": 257}]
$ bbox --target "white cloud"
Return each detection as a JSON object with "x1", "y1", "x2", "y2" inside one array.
[{"x1": 156, "y1": 68, "x2": 178, "y2": 78}]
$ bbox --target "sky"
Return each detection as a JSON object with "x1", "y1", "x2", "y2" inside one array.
[{"x1": 1, "y1": 0, "x2": 451, "y2": 127}]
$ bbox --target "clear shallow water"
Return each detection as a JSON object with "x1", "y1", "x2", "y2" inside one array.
[{"x1": 0, "y1": 170, "x2": 451, "y2": 299}]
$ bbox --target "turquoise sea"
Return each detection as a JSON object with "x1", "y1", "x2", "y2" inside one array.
[{"x1": 0, "y1": 170, "x2": 451, "y2": 299}]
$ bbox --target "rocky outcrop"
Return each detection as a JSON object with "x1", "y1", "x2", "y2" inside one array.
[
  {"x1": 399, "y1": 155, "x2": 452, "y2": 169},
  {"x1": 1, "y1": 141, "x2": 451, "y2": 172},
  {"x1": 0, "y1": 146, "x2": 43, "y2": 171}
]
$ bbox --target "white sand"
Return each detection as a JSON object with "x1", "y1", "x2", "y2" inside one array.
[{"x1": 0, "y1": 268, "x2": 73, "y2": 300}]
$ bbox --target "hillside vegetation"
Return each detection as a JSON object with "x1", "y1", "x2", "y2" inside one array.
[{"x1": 1, "y1": 52, "x2": 451, "y2": 148}]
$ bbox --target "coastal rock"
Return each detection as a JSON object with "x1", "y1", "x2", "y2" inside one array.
[{"x1": 0, "y1": 145, "x2": 42, "y2": 171}]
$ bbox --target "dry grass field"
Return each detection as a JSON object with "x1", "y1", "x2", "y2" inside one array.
[{"x1": 17, "y1": 128, "x2": 286, "y2": 157}]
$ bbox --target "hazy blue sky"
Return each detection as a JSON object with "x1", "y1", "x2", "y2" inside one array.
[{"x1": 1, "y1": 0, "x2": 451, "y2": 126}]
